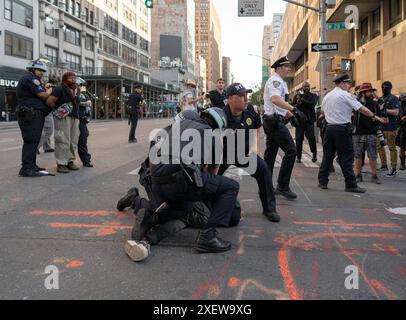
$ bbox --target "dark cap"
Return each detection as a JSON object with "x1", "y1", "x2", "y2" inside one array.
[
  {"x1": 225, "y1": 83, "x2": 253, "y2": 98},
  {"x1": 382, "y1": 81, "x2": 393, "y2": 89},
  {"x1": 333, "y1": 73, "x2": 351, "y2": 84},
  {"x1": 134, "y1": 84, "x2": 142, "y2": 89},
  {"x1": 271, "y1": 56, "x2": 292, "y2": 69}
]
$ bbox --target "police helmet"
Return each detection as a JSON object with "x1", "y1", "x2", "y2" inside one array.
[
  {"x1": 26, "y1": 60, "x2": 48, "y2": 73},
  {"x1": 290, "y1": 109, "x2": 308, "y2": 128},
  {"x1": 76, "y1": 76, "x2": 87, "y2": 86},
  {"x1": 202, "y1": 107, "x2": 227, "y2": 131},
  {"x1": 174, "y1": 110, "x2": 201, "y2": 123}
]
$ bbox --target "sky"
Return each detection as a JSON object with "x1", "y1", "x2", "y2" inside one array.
[{"x1": 213, "y1": 0, "x2": 287, "y2": 89}]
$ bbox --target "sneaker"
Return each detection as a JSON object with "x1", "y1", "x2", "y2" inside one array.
[
  {"x1": 275, "y1": 187, "x2": 297, "y2": 200},
  {"x1": 263, "y1": 210, "x2": 280, "y2": 223},
  {"x1": 345, "y1": 186, "x2": 366, "y2": 193},
  {"x1": 378, "y1": 165, "x2": 388, "y2": 172},
  {"x1": 57, "y1": 165, "x2": 69, "y2": 173},
  {"x1": 131, "y1": 208, "x2": 159, "y2": 241},
  {"x1": 356, "y1": 174, "x2": 363, "y2": 183},
  {"x1": 386, "y1": 168, "x2": 397, "y2": 177},
  {"x1": 83, "y1": 162, "x2": 94, "y2": 167},
  {"x1": 371, "y1": 175, "x2": 381, "y2": 184},
  {"x1": 124, "y1": 240, "x2": 150, "y2": 262},
  {"x1": 117, "y1": 187, "x2": 139, "y2": 211},
  {"x1": 67, "y1": 162, "x2": 79, "y2": 170},
  {"x1": 318, "y1": 184, "x2": 328, "y2": 190},
  {"x1": 44, "y1": 148, "x2": 55, "y2": 153}
]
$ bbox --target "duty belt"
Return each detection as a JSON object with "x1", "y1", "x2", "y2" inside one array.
[
  {"x1": 326, "y1": 123, "x2": 350, "y2": 127},
  {"x1": 151, "y1": 170, "x2": 183, "y2": 184},
  {"x1": 263, "y1": 114, "x2": 283, "y2": 122}
]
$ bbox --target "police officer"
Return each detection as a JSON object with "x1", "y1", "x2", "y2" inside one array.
[
  {"x1": 76, "y1": 77, "x2": 93, "y2": 167},
  {"x1": 263, "y1": 56, "x2": 298, "y2": 200},
  {"x1": 128, "y1": 84, "x2": 144, "y2": 143},
  {"x1": 135, "y1": 107, "x2": 239, "y2": 253},
  {"x1": 16, "y1": 60, "x2": 53, "y2": 177},
  {"x1": 208, "y1": 78, "x2": 227, "y2": 109},
  {"x1": 219, "y1": 83, "x2": 279, "y2": 222},
  {"x1": 293, "y1": 82, "x2": 318, "y2": 163},
  {"x1": 318, "y1": 74, "x2": 380, "y2": 193}
]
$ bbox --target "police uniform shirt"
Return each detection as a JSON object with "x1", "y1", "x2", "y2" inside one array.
[
  {"x1": 208, "y1": 89, "x2": 227, "y2": 109},
  {"x1": 16, "y1": 74, "x2": 48, "y2": 112},
  {"x1": 223, "y1": 104, "x2": 261, "y2": 159},
  {"x1": 263, "y1": 73, "x2": 289, "y2": 116},
  {"x1": 321, "y1": 87, "x2": 363, "y2": 124},
  {"x1": 128, "y1": 92, "x2": 143, "y2": 108}
]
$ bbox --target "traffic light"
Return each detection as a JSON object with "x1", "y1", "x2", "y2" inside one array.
[{"x1": 145, "y1": 0, "x2": 153, "y2": 8}]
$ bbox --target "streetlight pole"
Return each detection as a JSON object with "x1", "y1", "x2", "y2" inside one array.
[{"x1": 281, "y1": 0, "x2": 331, "y2": 100}]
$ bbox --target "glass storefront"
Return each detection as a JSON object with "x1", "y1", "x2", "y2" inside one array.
[{"x1": 0, "y1": 67, "x2": 27, "y2": 121}]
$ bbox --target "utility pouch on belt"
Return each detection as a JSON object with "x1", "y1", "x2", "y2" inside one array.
[
  {"x1": 263, "y1": 114, "x2": 280, "y2": 132},
  {"x1": 17, "y1": 106, "x2": 34, "y2": 121},
  {"x1": 181, "y1": 163, "x2": 203, "y2": 188}
]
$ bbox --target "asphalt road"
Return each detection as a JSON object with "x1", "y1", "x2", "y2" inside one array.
[{"x1": 0, "y1": 119, "x2": 405, "y2": 300}]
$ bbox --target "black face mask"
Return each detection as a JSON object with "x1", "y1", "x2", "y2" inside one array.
[{"x1": 382, "y1": 87, "x2": 391, "y2": 96}]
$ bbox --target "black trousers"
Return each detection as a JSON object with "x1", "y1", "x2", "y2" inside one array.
[
  {"x1": 219, "y1": 154, "x2": 276, "y2": 212},
  {"x1": 18, "y1": 110, "x2": 45, "y2": 171},
  {"x1": 78, "y1": 121, "x2": 91, "y2": 164},
  {"x1": 295, "y1": 123, "x2": 317, "y2": 160},
  {"x1": 318, "y1": 125, "x2": 357, "y2": 188},
  {"x1": 263, "y1": 119, "x2": 297, "y2": 191},
  {"x1": 152, "y1": 171, "x2": 239, "y2": 228},
  {"x1": 128, "y1": 112, "x2": 139, "y2": 141}
]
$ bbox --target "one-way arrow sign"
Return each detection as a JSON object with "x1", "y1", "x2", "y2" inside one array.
[
  {"x1": 311, "y1": 42, "x2": 339, "y2": 52},
  {"x1": 238, "y1": 0, "x2": 264, "y2": 17}
]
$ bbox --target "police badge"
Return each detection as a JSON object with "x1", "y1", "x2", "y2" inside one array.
[
  {"x1": 32, "y1": 79, "x2": 41, "y2": 86},
  {"x1": 246, "y1": 118, "x2": 253, "y2": 126}
]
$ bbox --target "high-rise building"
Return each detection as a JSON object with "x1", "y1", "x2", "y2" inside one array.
[
  {"x1": 262, "y1": 14, "x2": 283, "y2": 84},
  {"x1": 0, "y1": 0, "x2": 40, "y2": 121},
  {"x1": 150, "y1": 0, "x2": 195, "y2": 76},
  {"x1": 222, "y1": 56, "x2": 231, "y2": 86},
  {"x1": 195, "y1": 0, "x2": 222, "y2": 91},
  {"x1": 272, "y1": 0, "x2": 406, "y2": 95}
]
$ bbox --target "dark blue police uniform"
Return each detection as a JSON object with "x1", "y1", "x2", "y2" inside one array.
[
  {"x1": 16, "y1": 73, "x2": 50, "y2": 175},
  {"x1": 78, "y1": 92, "x2": 92, "y2": 166},
  {"x1": 128, "y1": 90, "x2": 143, "y2": 142},
  {"x1": 219, "y1": 104, "x2": 278, "y2": 218}
]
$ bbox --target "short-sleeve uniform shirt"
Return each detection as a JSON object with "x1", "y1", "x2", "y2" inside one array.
[
  {"x1": 16, "y1": 74, "x2": 48, "y2": 112},
  {"x1": 263, "y1": 73, "x2": 289, "y2": 116}
]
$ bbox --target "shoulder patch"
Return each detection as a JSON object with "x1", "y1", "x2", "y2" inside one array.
[
  {"x1": 32, "y1": 79, "x2": 41, "y2": 86},
  {"x1": 273, "y1": 81, "x2": 281, "y2": 88},
  {"x1": 246, "y1": 117, "x2": 253, "y2": 126}
]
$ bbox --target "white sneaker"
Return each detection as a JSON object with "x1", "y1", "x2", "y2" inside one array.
[{"x1": 124, "y1": 240, "x2": 150, "y2": 262}]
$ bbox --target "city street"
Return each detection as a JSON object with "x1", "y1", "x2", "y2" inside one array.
[{"x1": 0, "y1": 119, "x2": 405, "y2": 300}]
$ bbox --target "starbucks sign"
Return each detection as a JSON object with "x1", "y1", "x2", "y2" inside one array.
[{"x1": 0, "y1": 79, "x2": 18, "y2": 88}]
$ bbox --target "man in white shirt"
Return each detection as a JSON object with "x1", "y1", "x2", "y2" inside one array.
[
  {"x1": 263, "y1": 56, "x2": 298, "y2": 200},
  {"x1": 180, "y1": 79, "x2": 204, "y2": 112},
  {"x1": 318, "y1": 74, "x2": 385, "y2": 193}
]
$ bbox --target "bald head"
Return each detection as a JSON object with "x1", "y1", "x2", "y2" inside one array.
[{"x1": 302, "y1": 82, "x2": 311, "y2": 93}]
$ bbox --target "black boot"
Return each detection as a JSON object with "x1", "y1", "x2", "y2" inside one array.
[
  {"x1": 400, "y1": 157, "x2": 405, "y2": 170},
  {"x1": 117, "y1": 187, "x2": 139, "y2": 211},
  {"x1": 195, "y1": 228, "x2": 231, "y2": 253}
]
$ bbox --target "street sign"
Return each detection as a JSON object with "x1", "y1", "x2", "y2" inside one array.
[
  {"x1": 238, "y1": 0, "x2": 264, "y2": 17},
  {"x1": 311, "y1": 42, "x2": 339, "y2": 52},
  {"x1": 327, "y1": 22, "x2": 346, "y2": 30}
]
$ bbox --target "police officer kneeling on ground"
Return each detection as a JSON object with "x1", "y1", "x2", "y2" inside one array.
[
  {"x1": 263, "y1": 56, "x2": 304, "y2": 200},
  {"x1": 140, "y1": 107, "x2": 239, "y2": 253},
  {"x1": 16, "y1": 60, "x2": 53, "y2": 177},
  {"x1": 219, "y1": 83, "x2": 280, "y2": 222},
  {"x1": 318, "y1": 74, "x2": 382, "y2": 193}
]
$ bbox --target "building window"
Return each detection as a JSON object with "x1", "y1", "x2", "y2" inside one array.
[
  {"x1": 4, "y1": 0, "x2": 34, "y2": 28},
  {"x1": 45, "y1": 16, "x2": 58, "y2": 37},
  {"x1": 74, "y1": 2, "x2": 81, "y2": 18},
  {"x1": 63, "y1": 25, "x2": 81, "y2": 46},
  {"x1": 103, "y1": 14, "x2": 118, "y2": 34},
  {"x1": 139, "y1": 37, "x2": 149, "y2": 52},
  {"x1": 122, "y1": 67, "x2": 138, "y2": 80},
  {"x1": 389, "y1": 0, "x2": 402, "y2": 28},
  {"x1": 139, "y1": 53, "x2": 149, "y2": 68},
  {"x1": 102, "y1": 60, "x2": 118, "y2": 76},
  {"x1": 377, "y1": 51, "x2": 382, "y2": 81},
  {"x1": 122, "y1": 45, "x2": 138, "y2": 64},
  {"x1": 45, "y1": 46, "x2": 58, "y2": 65},
  {"x1": 64, "y1": 52, "x2": 81, "y2": 71},
  {"x1": 5, "y1": 31, "x2": 33, "y2": 59},
  {"x1": 85, "y1": 35, "x2": 94, "y2": 51},
  {"x1": 360, "y1": 17, "x2": 369, "y2": 44},
  {"x1": 85, "y1": 59, "x2": 94, "y2": 74},
  {"x1": 122, "y1": 26, "x2": 137, "y2": 45},
  {"x1": 103, "y1": 35, "x2": 119, "y2": 56},
  {"x1": 372, "y1": 8, "x2": 381, "y2": 38}
]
